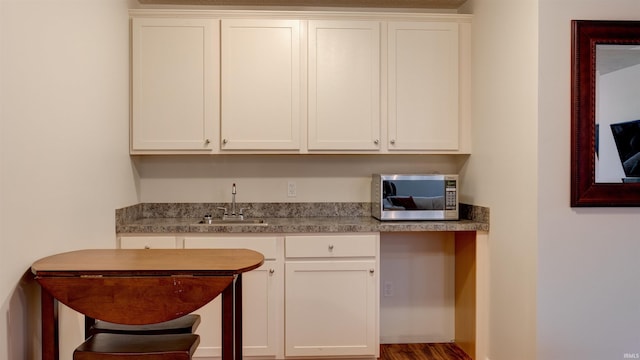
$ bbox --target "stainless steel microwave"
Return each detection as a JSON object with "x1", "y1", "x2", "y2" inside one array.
[{"x1": 371, "y1": 174, "x2": 458, "y2": 220}]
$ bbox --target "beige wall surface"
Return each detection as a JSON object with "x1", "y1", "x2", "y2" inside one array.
[
  {"x1": 0, "y1": 1, "x2": 139, "y2": 359},
  {"x1": 459, "y1": 0, "x2": 539, "y2": 359},
  {"x1": 134, "y1": 155, "x2": 467, "y2": 202},
  {"x1": 538, "y1": 1, "x2": 640, "y2": 360}
]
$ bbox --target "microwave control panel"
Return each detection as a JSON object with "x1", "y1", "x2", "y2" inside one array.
[{"x1": 445, "y1": 180, "x2": 457, "y2": 210}]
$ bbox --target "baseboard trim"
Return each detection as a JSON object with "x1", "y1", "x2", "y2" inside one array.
[{"x1": 380, "y1": 335, "x2": 454, "y2": 344}]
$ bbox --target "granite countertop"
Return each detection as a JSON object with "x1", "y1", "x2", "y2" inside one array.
[
  {"x1": 116, "y1": 216, "x2": 488, "y2": 234},
  {"x1": 116, "y1": 203, "x2": 489, "y2": 234}
]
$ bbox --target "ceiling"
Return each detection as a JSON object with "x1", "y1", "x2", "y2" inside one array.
[
  {"x1": 137, "y1": 0, "x2": 468, "y2": 9},
  {"x1": 597, "y1": 45, "x2": 640, "y2": 75}
]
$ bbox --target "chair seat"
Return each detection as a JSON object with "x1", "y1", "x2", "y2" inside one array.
[
  {"x1": 73, "y1": 333, "x2": 200, "y2": 360},
  {"x1": 89, "y1": 314, "x2": 201, "y2": 336}
]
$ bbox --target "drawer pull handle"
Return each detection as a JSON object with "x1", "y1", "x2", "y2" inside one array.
[
  {"x1": 269, "y1": 269, "x2": 275, "y2": 275},
  {"x1": 328, "y1": 244, "x2": 334, "y2": 251}
]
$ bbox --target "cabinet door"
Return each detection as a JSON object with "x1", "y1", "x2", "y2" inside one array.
[
  {"x1": 184, "y1": 236, "x2": 281, "y2": 357},
  {"x1": 308, "y1": 20, "x2": 381, "y2": 151},
  {"x1": 221, "y1": 19, "x2": 300, "y2": 150},
  {"x1": 131, "y1": 18, "x2": 218, "y2": 152},
  {"x1": 188, "y1": 262, "x2": 279, "y2": 358},
  {"x1": 387, "y1": 21, "x2": 459, "y2": 151},
  {"x1": 285, "y1": 260, "x2": 377, "y2": 356}
]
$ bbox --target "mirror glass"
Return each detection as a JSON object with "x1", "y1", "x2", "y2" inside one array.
[{"x1": 595, "y1": 44, "x2": 640, "y2": 183}]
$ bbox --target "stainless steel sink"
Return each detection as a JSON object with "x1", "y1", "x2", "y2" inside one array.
[{"x1": 193, "y1": 218, "x2": 268, "y2": 226}]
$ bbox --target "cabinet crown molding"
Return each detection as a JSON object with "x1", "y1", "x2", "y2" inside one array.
[
  {"x1": 137, "y1": 0, "x2": 467, "y2": 9},
  {"x1": 128, "y1": 9, "x2": 473, "y2": 22}
]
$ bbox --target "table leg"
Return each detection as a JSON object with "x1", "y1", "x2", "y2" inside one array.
[
  {"x1": 41, "y1": 288, "x2": 58, "y2": 360},
  {"x1": 235, "y1": 274, "x2": 243, "y2": 360},
  {"x1": 84, "y1": 316, "x2": 95, "y2": 339},
  {"x1": 221, "y1": 278, "x2": 234, "y2": 360},
  {"x1": 221, "y1": 275, "x2": 243, "y2": 360}
]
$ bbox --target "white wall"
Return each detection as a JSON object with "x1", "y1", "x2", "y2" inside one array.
[
  {"x1": 459, "y1": 0, "x2": 538, "y2": 359},
  {"x1": 538, "y1": 1, "x2": 640, "y2": 359},
  {"x1": 134, "y1": 155, "x2": 468, "y2": 202},
  {"x1": 0, "y1": 1, "x2": 138, "y2": 359},
  {"x1": 380, "y1": 232, "x2": 455, "y2": 344}
]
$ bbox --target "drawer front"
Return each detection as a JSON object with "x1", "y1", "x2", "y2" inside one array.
[
  {"x1": 285, "y1": 234, "x2": 377, "y2": 258},
  {"x1": 184, "y1": 236, "x2": 278, "y2": 260},
  {"x1": 119, "y1": 236, "x2": 179, "y2": 249}
]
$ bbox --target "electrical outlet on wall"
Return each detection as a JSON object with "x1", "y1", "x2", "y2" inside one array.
[
  {"x1": 287, "y1": 181, "x2": 297, "y2": 197},
  {"x1": 383, "y1": 280, "x2": 394, "y2": 297}
]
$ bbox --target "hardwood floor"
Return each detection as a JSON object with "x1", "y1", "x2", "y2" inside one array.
[{"x1": 380, "y1": 343, "x2": 472, "y2": 360}]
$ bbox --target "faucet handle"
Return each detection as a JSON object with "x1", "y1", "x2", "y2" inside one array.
[{"x1": 216, "y1": 207, "x2": 228, "y2": 216}]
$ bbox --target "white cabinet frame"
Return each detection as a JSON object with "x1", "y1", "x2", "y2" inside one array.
[
  {"x1": 131, "y1": 18, "x2": 218, "y2": 152},
  {"x1": 220, "y1": 19, "x2": 302, "y2": 151},
  {"x1": 387, "y1": 21, "x2": 459, "y2": 151},
  {"x1": 307, "y1": 20, "x2": 381, "y2": 151}
]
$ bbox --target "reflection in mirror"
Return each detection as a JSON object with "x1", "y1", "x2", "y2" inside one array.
[{"x1": 595, "y1": 44, "x2": 640, "y2": 183}]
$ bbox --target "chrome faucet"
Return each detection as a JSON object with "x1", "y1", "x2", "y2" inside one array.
[
  {"x1": 217, "y1": 183, "x2": 244, "y2": 220},
  {"x1": 231, "y1": 183, "x2": 238, "y2": 217}
]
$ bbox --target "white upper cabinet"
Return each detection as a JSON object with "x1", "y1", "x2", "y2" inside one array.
[
  {"x1": 131, "y1": 17, "x2": 218, "y2": 152},
  {"x1": 307, "y1": 20, "x2": 381, "y2": 151},
  {"x1": 387, "y1": 21, "x2": 460, "y2": 151},
  {"x1": 220, "y1": 19, "x2": 301, "y2": 151},
  {"x1": 129, "y1": 11, "x2": 471, "y2": 155}
]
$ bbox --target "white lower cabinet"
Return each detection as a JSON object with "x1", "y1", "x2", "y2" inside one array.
[
  {"x1": 117, "y1": 233, "x2": 379, "y2": 359},
  {"x1": 284, "y1": 233, "x2": 380, "y2": 357},
  {"x1": 184, "y1": 236, "x2": 283, "y2": 359}
]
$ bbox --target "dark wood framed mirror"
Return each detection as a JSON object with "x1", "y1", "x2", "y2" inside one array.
[{"x1": 571, "y1": 20, "x2": 640, "y2": 206}]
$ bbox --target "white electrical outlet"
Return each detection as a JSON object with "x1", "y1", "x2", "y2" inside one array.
[
  {"x1": 383, "y1": 281, "x2": 394, "y2": 297},
  {"x1": 287, "y1": 181, "x2": 297, "y2": 197}
]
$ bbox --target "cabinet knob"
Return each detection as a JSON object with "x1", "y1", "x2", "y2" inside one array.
[
  {"x1": 328, "y1": 244, "x2": 334, "y2": 251},
  {"x1": 369, "y1": 269, "x2": 375, "y2": 274},
  {"x1": 269, "y1": 269, "x2": 275, "y2": 275},
  {"x1": 374, "y1": 139, "x2": 379, "y2": 145},
  {"x1": 144, "y1": 245, "x2": 150, "y2": 249},
  {"x1": 222, "y1": 139, "x2": 228, "y2": 145},
  {"x1": 205, "y1": 139, "x2": 210, "y2": 145},
  {"x1": 390, "y1": 139, "x2": 396, "y2": 145}
]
